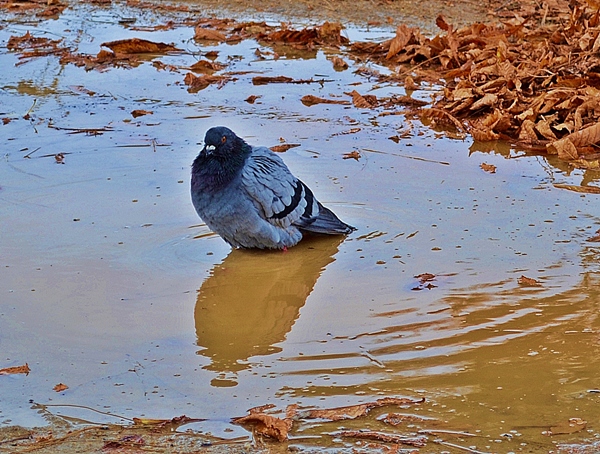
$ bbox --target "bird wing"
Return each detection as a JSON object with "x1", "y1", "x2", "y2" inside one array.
[{"x1": 241, "y1": 146, "x2": 319, "y2": 229}]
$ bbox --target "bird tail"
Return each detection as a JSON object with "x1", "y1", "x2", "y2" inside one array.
[{"x1": 301, "y1": 203, "x2": 356, "y2": 235}]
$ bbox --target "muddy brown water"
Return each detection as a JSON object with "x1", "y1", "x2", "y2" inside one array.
[{"x1": 2, "y1": 2, "x2": 600, "y2": 452}]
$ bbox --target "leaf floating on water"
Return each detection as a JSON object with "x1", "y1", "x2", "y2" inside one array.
[
  {"x1": 131, "y1": 109, "x2": 153, "y2": 118},
  {"x1": 193, "y1": 27, "x2": 227, "y2": 42},
  {"x1": 270, "y1": 143, "x2": 301, "y2": 153},
  {"x1": 343, "y1": 151, "x2": 362, "y2": 160},
  {"x1": 232, "y1": 412, "x2": 292, "y2": 442},
  {"x1": 53, "y1": 383, "x2": 68, "y2": 392},
  {"x1": 0, "y1": 363, "x2": 30, "y2": 376},
  {"x1": 330, "y1": 56, "x2": 348, "y2": 70},
  {"x1": 189, "y1": 59, "x2": 226, "y2": 73},
  {"x1": 517, "y1": 275, "x2": 542, "y2": 287},
  {"x1": 300, "y1": 94, "x2": 350, "y2": 106},
  {"x1": 413, "y1": 273, "x2": 437, "y2": 290},
  {"x1": 101, "y1": 38, "x2": 180, "y2": 54},
  {"x1": 348, "y1": 89, "x2": 377, "y2": 108},
  {"x1": 553, "y1": 183, "x2": 600, "y2": 194},
  {"x1": 183, "y1": 72, "x2": 231, "y2": 92},
  {"x1": 480, "y1": 162, "x2": 497, "y2": 173},
  {"x1": 245, "y1": 95, "x2": 261, "y2": 104}
]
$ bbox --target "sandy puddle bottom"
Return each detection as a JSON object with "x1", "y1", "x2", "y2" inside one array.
[{"x1": 2, "y1": 2, "x2": 600, "y2": 451}]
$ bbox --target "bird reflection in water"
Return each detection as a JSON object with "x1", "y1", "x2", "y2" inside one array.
[{"x1": 195, "y1": 234, "x2": 344, "y2": 387}]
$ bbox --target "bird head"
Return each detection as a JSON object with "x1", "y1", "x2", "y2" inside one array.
[{"x1": 201, "y1": 126, "x2": 246, "y2": 159}]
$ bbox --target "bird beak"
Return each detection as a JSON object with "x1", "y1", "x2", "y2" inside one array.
[{"x1": 201, "y1": 144, "x2": 216, "y2": 156}]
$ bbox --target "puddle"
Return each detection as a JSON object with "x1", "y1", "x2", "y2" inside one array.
[{"x1": 2, "y1": 2, "x2": 600, "y2": 452}]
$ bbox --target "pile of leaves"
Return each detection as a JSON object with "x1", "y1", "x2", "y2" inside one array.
[{"x1": 350, "y1": 1, "x2": 600, "y2": 165}]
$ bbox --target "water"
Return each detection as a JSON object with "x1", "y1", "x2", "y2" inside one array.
[{"x1": 2, "y1": 2, "x2": 600, "y2": 451}]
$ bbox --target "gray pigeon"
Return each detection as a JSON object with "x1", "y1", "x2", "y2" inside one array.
[{"x1": 191, "y1": 126, "x2": 355, "y2": 249}]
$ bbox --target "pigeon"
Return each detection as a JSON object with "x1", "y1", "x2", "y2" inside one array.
[{"x1": 191, "y1": 126, "x2": 355, "y2": 249}]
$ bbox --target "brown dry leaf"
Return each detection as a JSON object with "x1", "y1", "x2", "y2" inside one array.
[
  {"x1": 131, "y1": 109, "x2": 153, "y2": 118},
  {"x1": 0, "y1": 363, "x2": 30, "y2": 375},
  {"x1": 435, "y1": 14, "x2": 452, "y2": 32},
  {"x1": 101, "y1": 38, "x2": 180, "y2": 54},
  {"x1": 333, "y1": 128, "x2": 362, "y2": 136},
  {"x1": 232, "y1": 413, "x2": 292, "y2": 442},
  {"x1": 415, "y1": 273, "x2": 435, "y2": 283},
  {"x1": 245, "y1": 95, "x2": 261, "y2": 104},
  {"x1": 404, "y1": 75, "x2": 418, "y2": 90},
  {"x1": 189, "y1": 59, "x2": 226, "y2": 73},
  {"x1": 270, "y1": 144, "x2": 301, "y2": 153},
  {"x1": 553, "y1": 183, "x2": 600, "y2": 194},
  {"x1": 535, "y1": 119, "x2": 558, "y2": 140},
  {"x1": 472, "y1": 127, "x2": 500, "y2": 141},
  {"x1": 560, "y1": 121, "x2": 600, "y2": 148},
  {"x1": 337, "y1": 430, "x2": 428, "y2": 447},
  {"x1": 480, "y1": 162, "x2": 497, "y2": 173},
  {"x1": 547, "y1": 138, "x2": 579, "y2": 160},
  {"x1": 252, "y1": 75, "x2": 293, "y2": 85},
  {"x1": 349, "y1": 90, "x2": 375, "y2": 108},
  {"x1": 386, "y1": 24, "x2": 415, "y2": 59},
  {"x1": 262, "y1": 22, "x2": 348, "y2": 46},
  {"x1": 330, "y1": 56, "x2": 348, "y2": 70},
  {"x1": 300, "y1": 94, "x2": 350, "y2": 106},
  {"x1": 470, "y1": 93, "x2": 498, "y2": 111},
  {"x1": 193, "y1": 27, "x2": 227, "y2": 42},
  {"x1": 342, "y1": 151, "x2": 361, "y2": 160},
  {"x1": 517, "y1": 275, "x2": 542, "y2": 287},
  {"x1": 183, "y1": 73, "x2": 231, "y2": 92},
  {"x1": 303, "y1": 397, "x2": 424, "y2": 421},
  {"x1": 53, "y1": 383, "x2": 68, "y2": 392}
]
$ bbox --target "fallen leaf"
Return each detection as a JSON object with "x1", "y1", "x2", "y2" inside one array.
[
  {"x1": 53, "y1": 383, "x2": 68, "y2": 392},
  {"x1": 232, "y1": 413, "x2": 292, "y2": 442},
  {"x1": 245, "y1": 95, "x2": 261, "y2": 103},
  {"x1": 480, "y1": 162, "x2": 497, "y2": 173},
  {"x1": 270, "y1": 143, "x2": 301, "y2": 153},
  {"x1": 131, "y1": 109, "x2": 153, "y2": 118},
  {"x1": 101, "y1": 38, "x2": 180, "y2": 54},
  {"x1": 349, "y1": 90, "x2": 376, "y2": 108},
  {"x1": 193, "y1": 27, "x2": 227, "y2": 42},
  {"x1": 330, "y1": 56, "x2": 348, "y2": 70},
  {"x1": 0, "y1": 363, "x2": 30, "y2": 375},
  {"x1": 300, "y1": 94, "x2": 350, "y2": 106},
  {"x1": 553, "y1": 183, "x2": 600, "y2": 194},
  {"x1": 189, "y1": 59, "x2": 226, "y2": 73},
  {"x1": 517, "y1": 275, "x2": 542, "y2": 287},
  {"x1": 342, "y1": 151, "x2": 361, "y2": 160},
  {"x1": 333, "y1": 127, "x2": 362, "y2": 136}
]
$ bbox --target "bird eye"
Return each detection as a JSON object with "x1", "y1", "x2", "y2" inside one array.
[{"x1": 221, "y1": 136, "x2": 227, "y2": 144}]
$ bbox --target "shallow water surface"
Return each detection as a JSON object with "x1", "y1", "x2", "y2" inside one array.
[{"x1": 2, "y1": 3, "x2": 600, "y2": 452}]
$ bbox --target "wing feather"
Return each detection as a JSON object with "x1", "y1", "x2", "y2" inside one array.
[{"x1": 242, "y1": 146, "x2": 319, "y2": 229}]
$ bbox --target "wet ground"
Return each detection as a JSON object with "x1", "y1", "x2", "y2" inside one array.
[{"x1": 2, "y1": 1, "x2": 600, "y2": 453}]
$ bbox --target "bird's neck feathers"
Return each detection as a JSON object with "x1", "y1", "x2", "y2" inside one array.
[{"x1": 192, "y1": 139, "x2": 252, "y2": 188}]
